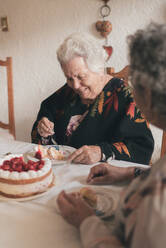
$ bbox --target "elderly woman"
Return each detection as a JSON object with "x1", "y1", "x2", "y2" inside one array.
[
  {"x1": 31, "y1": 33, "x2": 154, "y2": 165},
  {"x1": 57, "y1": 23, "x2": 166, "y2": 247}
]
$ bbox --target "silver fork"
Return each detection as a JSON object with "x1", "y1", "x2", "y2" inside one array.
[
  {"x1": 48, "y1": 127, "x2": 57, "y2": 145},
  {"x1": 51, "y1": 136, "x2": 58, "y2": 145}
]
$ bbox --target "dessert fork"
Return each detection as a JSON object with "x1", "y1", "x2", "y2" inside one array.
[{"x1": 51, "y1": 136, "x2": 58, "y2": 145}]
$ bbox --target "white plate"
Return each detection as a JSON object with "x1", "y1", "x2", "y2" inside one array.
[
  {"x1": 94, "y1": 187, "x2": 120, "y2": 218},
  {"x1": 28, "y1": 145, "x2": 76, "y2": 166},
  {"x1": 107, "y1": 159, "x2": 150, "y2": 169},
  {"x1": 0, "y1": 176, "x2": 56, "y2": 202},
  {"x1": 50, "y1": 145, "x2": 76, "y2": 165},
  {"x1": 54, "y1": 186, "x2": 120, "y2": 219}
]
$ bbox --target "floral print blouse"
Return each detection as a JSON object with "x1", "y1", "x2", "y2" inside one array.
[{"x1": 31, "y1": 78, "x2": 154, "y2": 164}]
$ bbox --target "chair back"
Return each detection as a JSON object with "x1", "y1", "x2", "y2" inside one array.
[
  {"x1": 107, "y1": 65, "x2": 166, "y2": 161},
  {"x1": 0, "y1": 57, "x2": 15, "y2": 139},
  {"x1": 107, "y1": 65, "x2": 130, "y2": 85},
  {"x1": 161, "y1": 131, "x2": 166, "y2": 157}
]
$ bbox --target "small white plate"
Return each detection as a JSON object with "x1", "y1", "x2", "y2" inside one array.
[
  {"x1": 49, "y1": 145, "x2": 76, "y2": 165},
  {"x1": 54, "y1": 186, "x2": 120, "y2": 219},
  {"x1": 28, "y1": 145, "x2": 76, "y2": 166}
]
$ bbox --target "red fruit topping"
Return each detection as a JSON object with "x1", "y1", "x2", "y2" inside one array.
[
  {"x1": 40, "y1": 160, "x2": 45, "y2": 165},
  {"x1": 35, "y1": 151, "x2": 42, "y2": 160},
  {"x1": 11, "y1": 163, "x2": 16, "y2": 169},
  {"x1": 23, "y1": 163, "x2": 29, "y2": 171},
  {"x1": 38, "y1": 164, "x2": 44, "y2": 170},
  {"x1": 15, "y1": 165, "x2": 22, "y2": 172},
  {"x1": 28, "y1": 160, "x2": 35, "y2": 165},
  {"x1": 3, "y1": 160, "x2": 11, "y2": 166},
  {"x1": 0, "y1": 156, "x2": 45, "y2": 172},
  {"x1": 11, "y1": 157, "x2": 23, "y2": 163},
  {"x1": 3, "y1": 164, "x2": 10, "y2": 170},
  {"x1": 29, "y1": 165, "x2": 35, "y2": 171}
]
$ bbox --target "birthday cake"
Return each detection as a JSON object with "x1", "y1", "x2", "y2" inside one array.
[{"x1": 0, "y1": 154, "x2": 54, "y2": 198}]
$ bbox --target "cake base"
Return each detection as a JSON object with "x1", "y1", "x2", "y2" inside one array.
[{"x1": 0, "y1": 174, "x2": 55, "y2": 199}]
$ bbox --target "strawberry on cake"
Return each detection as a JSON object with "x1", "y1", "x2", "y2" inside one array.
[{"x1": 0, "y1": 154, "x2": 54, "y2": 198}]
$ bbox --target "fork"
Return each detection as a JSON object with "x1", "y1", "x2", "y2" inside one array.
[
  {"x1": 48, "y1": 127, "x2": 57, "y2": 145},
  {"x1": 51, "y1": 136, "x2": 58, "y2": 145}
]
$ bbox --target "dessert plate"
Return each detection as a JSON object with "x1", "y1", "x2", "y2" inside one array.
[
  {"x1": 0, "y1": 176, "x2": 56, "y2": 202},
  {"x1": 94, "y1": 187, "x2": 120, "y2": 218},
  {"x1": 28, "y1": 145, "x2": 76, "y2": 166},
  {"x1": 48, "y1": 145, "x2": 76, "y2": 165},
  {"x1": 54, "y1": 186, "x2": 120, "y2": 219}
]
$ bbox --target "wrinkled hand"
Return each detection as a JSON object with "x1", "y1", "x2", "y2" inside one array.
[
  {"x1": 87, "y1": 163, "x2": 134, "y2": 185},
  {"x1": 57, "y1": 190, "x2": 95, "y2": 228},
  {"x1": 37, "y1": 117, "x2": 54, "y2": 137},
  {"x1": 68, "y1": 145, "x2": 102, "y2": 164}
]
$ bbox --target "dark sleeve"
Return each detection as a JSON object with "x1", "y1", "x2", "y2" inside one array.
[
  {"x1": 98, "y1": 81, "x2": 154, "y2": 165},
  {"x1": 31, "y1": 84, "x2": 72, "y2": 144}
]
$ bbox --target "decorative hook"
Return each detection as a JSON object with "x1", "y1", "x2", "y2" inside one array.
[
  {"x1": 101, "y1": 0, "x2": 110, "y2": 4},
  {"x1": 100, "y1": 4, "x2": 111, "y2": 18}
]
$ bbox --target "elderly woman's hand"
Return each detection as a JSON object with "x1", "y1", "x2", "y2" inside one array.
[
  {"x1": 68, "y1": 145, "x2": 102, "y2": 164},
  {"x1": 37, "y1": 117, "x2": 54, "y2": 137},
  {"x1": 57, "y1": 190, "x2": 95, "y2": 228},
  {"x1": 87, "y1": 163, "x2": 135, "y2": 185}
]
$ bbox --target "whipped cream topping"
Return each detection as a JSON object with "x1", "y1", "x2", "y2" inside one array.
[{"x1": 0, "y1": 154, "x2": 51, "y2": 180}]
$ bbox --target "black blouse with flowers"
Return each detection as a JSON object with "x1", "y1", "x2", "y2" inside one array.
[{"x1": 31, "y1": 78, "x2": 154, "y2": 164}]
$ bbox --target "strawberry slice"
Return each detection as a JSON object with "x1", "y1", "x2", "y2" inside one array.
[{"x1": 35, "y1": 151, "x2": 42, "y2": 160}]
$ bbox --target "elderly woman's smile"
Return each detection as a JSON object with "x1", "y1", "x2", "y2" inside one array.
[{"x1": 62, "y1": 56, "x2": 108, "y2": 104}]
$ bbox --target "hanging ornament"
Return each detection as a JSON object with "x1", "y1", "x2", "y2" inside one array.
[
  {"x1": 103, "y1": 45, "x2": 113, "y2": 61},
  {"x1": 96, "y1": 20, "x2": 112, "y2": 38},
  {"x1": 95, "y1": 0, "x2": 113, "y2": 62},
  {"x1": 95, "y1": 0, "x2": 112, "y2": 38}
]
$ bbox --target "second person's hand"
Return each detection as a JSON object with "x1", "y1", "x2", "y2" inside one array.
[
  {"x1": 57, "y1": 190, "x2": 95, "y2": 228},
  {"x1": 87, "y1": 163, "x2": 135, "y2": 185}
]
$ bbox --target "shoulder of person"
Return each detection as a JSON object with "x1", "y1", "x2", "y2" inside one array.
[
  {"x1": 105, "y1": 77, "x2": 125, "y2": 92},
  {"x1": 104, "y1": 78, "x2": 134, "y2": 106}
]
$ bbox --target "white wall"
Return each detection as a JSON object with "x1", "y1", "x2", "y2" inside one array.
[{"x1": 0, "y1": 0, "x2": 165, "y2": 159}]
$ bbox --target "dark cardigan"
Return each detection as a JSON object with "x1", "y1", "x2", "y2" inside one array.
[{"x1": 31, "y1": 78, "x2": 154, "y2": 165}]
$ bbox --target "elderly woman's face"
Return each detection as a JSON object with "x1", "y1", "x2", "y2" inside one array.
[{"x1": 62, "y1": 57, "x2": 102, "y2": 103}]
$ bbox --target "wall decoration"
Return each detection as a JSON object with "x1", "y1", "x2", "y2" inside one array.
[{"x1": 95, "y1": 0, "x2": 113, "y2": 62}]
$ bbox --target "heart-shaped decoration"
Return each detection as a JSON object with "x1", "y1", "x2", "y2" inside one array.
[
  {"x1": 95, "y1": 20, "x2": 112, "y2": 38},
  {"x1": 103, "y1": 46, "x2": 113, "y2": 61},
  {"x1": 96, "y1": 21, "x2": 103, "y2": 31}
]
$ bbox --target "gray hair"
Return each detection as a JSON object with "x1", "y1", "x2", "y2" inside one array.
[
  {"x1": 57, "y1": 33, "x2": 106, "y2": 73},
  {"x1": 128, "y1": 23, "x2": 166, "y2": 116}
]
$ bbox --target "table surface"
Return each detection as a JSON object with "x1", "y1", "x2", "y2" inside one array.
[{"x1": 0, "y1": 138, "x2": 147, "y2": 248}]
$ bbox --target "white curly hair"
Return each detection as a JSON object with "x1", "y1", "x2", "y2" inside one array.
[{"x1": 57, "y1": 33, "x2": 107, "y2": 73}]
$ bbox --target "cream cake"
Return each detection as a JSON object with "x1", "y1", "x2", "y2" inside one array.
[
  {"x1": 0, "y1": 154, "x2": 54, "y2": 198},
  {"x1": 35, "y1": 145, "x2": 64, "y2": 160}
]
